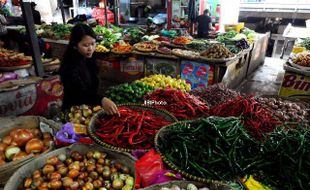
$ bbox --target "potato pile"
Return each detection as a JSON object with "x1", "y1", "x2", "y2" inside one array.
[{"x1": 200, "y1": 44, "x2": 234, "y2": 59}]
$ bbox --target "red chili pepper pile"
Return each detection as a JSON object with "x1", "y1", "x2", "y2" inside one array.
[
  {"x1": 144, "y1": 88, "x2": 209, "y2": 120},
  {"x1": 95, "y1": 107, "x2": 173, "y2": 150},
  {"x1": 210, "y1": 96, "x2": 282, "y2": 140}
]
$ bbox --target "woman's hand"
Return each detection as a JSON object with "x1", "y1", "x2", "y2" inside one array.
[{"x1": 101, "y1": 97, "x2": 119, "y2": 115}]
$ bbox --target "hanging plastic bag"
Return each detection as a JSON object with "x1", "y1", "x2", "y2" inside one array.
[{"x1": 135, "y1": 149, "x2": 164, "y2": 188}]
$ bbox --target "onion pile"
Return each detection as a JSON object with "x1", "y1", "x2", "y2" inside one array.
[
  {"x1": 0, "y1": 128, "x2": 52, "y2": 165},
  {"x1": 23, "y1": 150, "x2": 134, "y2": 190},
  {"x1": 256, "y1": 97, "x2": 309, "y2": 124}
]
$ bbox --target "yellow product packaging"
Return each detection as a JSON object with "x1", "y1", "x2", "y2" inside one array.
[
  {"x1": 292, "y1": 46, "x2": 306, "y2": 54},
  {"x1": 243, "y1": 175, "x2": 271, "y2": 190},
  {"x1": 73, "y1": 123, "x2": 87, "y2": 135}
]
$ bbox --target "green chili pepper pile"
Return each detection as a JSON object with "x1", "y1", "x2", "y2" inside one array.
[
  {"x1": 157, "y1": 117, "x2": 310, "y2": 189},
  {"x1": 158, "y1": 117, "x2": 262, "y2": 181},
  {"x1": 257, "y1": 126, "x2": 310, "y2": 190}
]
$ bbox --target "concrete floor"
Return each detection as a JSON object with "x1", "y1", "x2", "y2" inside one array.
[{"x1": 236, "y1": 57, "x2": 286, "y2": 96}]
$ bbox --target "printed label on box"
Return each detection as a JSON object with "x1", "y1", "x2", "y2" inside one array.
[
  {"x1": 279, "y1": 72, "x2": 310, "y2": 102},
  {"x1": 145, "y1": 58, "x2": 179, "y2": 78},
  {"x1": 0, "y1": 76, "x2": 63, "y2": 116},
  {"x1": 181, "y1": 60, "x2": 214, "y2": 89}
]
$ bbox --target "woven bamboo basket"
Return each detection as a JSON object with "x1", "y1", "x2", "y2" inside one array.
[
  {"x1": 88, "y1": 103, "x2": 178, "y2": 152},
  {"x1": 4, "y1": 143, "x2": 136, "y2": 190},
  {"x1": 0, "y1": 116, "x2": 60, "y2": 186},
  {"x1": 154, "y1": 119, "x2": 215, "y2": 183}
]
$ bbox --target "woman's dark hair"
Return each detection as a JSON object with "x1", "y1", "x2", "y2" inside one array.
[
  {"x1": 60, "y1": 23, "x2": 96, "y2": 69},
  {"x1": 68, "y1": 23, "x2": 96, "y2": 49},
  {"x1": 204, "y1": 9, "x2": 210, "y2": 15}
]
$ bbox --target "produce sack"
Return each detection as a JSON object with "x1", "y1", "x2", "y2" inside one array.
[{"x1": 135, "y1": 149, "x2": 164, "y2": 188}]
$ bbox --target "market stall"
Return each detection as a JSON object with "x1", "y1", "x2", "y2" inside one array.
[
  {"x1": 1, "y1": 16, "x2": 309, "y2": 190},
  {"x1": 279, "y1": 38, "x2": 310, "y2": 103}
]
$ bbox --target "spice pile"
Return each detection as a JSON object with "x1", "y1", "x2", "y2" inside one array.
[
  {"x1": 190, "y1": 84, "x2": 240, "y2": 107},
  {"x1": 144, "y1": 88, "x2": 209, "y2": 120},
  {"x1": 94, "y1": 107, "x2": 174, "y2": 150}
]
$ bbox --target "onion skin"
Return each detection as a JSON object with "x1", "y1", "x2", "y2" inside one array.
[
  {"x1": 0, "y1": 159, "x2": 6, "y2": 165},
  {"x1": 47, "y1": 156, "x2": 59, "y2": 166},
  {"x1": 62, "y1": 177, "x2": 74, "y2": 187},
  {"x1": 24, "y1": 177, "x2": 32, "y2": 188},
  {"x1": 25, "y1": 139, "x2": 44, "y2": 154},
  {"x1": 42, "y1": 164, "x2": 55, "y2": 175},
  {"x1": 0, "y1": 151, "x2": 5, "y2": 160},
  {"x1": 48, "y1": 180, "x2": 62, "y2": 189},
  {"x1": 9, "y1": 128, "x2": 19, "y2": 138},
  {"x1": 5, "y1": 146, "x2": 21, "y2": 160},
  {"x1": 30, "y1": 128, "x2": 41, "y2": 138},
  {"x1": 13, "y1": 129, "x2": 33, "y2": 146},
  {"x1": 2, "y1": 135, "x2": 13, "y2": 145},
  {"x1": 0, "y1": 143, "x2": 8, "y2": 152},
  {"x1": 12, "y1": 151, "x2": 28, "y2": 161}
]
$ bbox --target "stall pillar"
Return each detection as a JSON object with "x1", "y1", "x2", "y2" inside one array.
[
  {"x1": 167, "y1": 0, "x2": 172, "y2": 30},
  {"x1": 20, "y1": 1, "x2": 44, "y2": 77}
]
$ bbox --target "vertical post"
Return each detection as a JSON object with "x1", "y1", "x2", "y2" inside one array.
[
  {"x1": 58, "y1": 0, "x2": 66, "y2": 24},
  {"x1": 104, "y1": 0, "x2": 108, "y2": 27},
  {"x1": 167, "y1": 0, "x2": 172, "y2": 30},
  {"x1": 114, "y1": 0, "x2": 119, "y2": 26},
  {"x1": 20, "y1": 0, "x2": 44, "y2": 77},
  {"x1": 72, "y1": 0, "x2": 78, "y2": 17}
]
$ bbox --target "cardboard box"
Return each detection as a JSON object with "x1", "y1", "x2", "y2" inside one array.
[{"x1": 181, "y1": 60, "x2": 214, "y2": 89}]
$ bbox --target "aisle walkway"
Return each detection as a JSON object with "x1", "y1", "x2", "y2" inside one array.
[{"x1": 236, "y1": 57, "x2": 286, "y2": 96}]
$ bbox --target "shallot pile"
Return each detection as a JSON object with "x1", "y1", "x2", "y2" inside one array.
[{"x1": 256, "y1": 97, "x2": 309, "y2": 125}]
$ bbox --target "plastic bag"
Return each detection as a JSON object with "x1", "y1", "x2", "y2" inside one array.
[
  {"x1": 55, "y1": 122, "x2": 81, "y2": 147},
  {"x1": 135, "y1": 149, "x2": 164, "y2": 188}
]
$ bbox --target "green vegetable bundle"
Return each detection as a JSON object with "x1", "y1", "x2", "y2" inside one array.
[
  {"x1": 94, "y1": 25, "x2": 122, "y2": 48},
  {"x1": 298, "y1": 37, "x2": 310, "y2": 50},
  {"x1": 105, "y1": 82, "x2": 154, "y2": 104},
  {"x1": 216, "y1": 31, "x2": 238, "y2": 42},
  {"x1": 124, "y1": 27, "x2": 145, "y2": 45},
  {"x1": 50, "y1": 23, "x2": 72, "y2": 39},
  {"x1": 185, "y1": 40, "x2": 209, "y2": 52}
]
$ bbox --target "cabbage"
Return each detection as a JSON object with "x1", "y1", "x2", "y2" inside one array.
[
  {"x1": 247, "y1": 33, "x2": 258, "y2": 40},
  {"x1": 232, "y1": 33, "x2": 247, "y2": 40}
]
